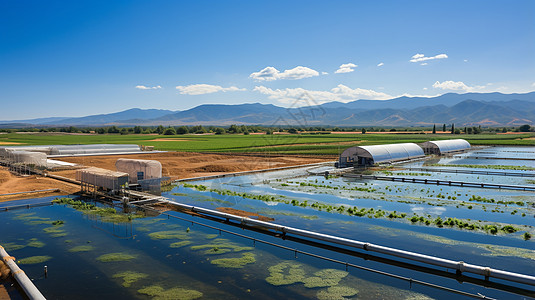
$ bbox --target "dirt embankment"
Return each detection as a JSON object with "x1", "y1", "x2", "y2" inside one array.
[{"x1": 0, "y1": 152, "x2": 333, "y2": 202}]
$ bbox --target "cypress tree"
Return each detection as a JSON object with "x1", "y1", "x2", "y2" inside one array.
[
  {"x1": 432, "y1": 124, "x2": 436, "y2": 134},
  {"x1": 451, "y1": 123, "x2": 455, "y2": 134}
]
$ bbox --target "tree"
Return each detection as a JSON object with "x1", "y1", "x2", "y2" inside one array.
[
  {"x1": 432, "y1": 124, "x2": 436, "y2": 134},
  {"x1": 228, "y1": 124, "x2": 241, "y2": 134},
  {"x1": 502, "y1": 127, "x2": 507, "y2": 133},
  {"x1": 518, "y1": 124, "x2": 531, "y2": 132},
  {"x1": 120, "y1": 128, "x2": 128, "y2": 135},
  {"x1": 442, "y1": 124, "x2": 446, "y2": 132},
  {"x1": 163, "y1": 127, "x2": 176, "y2": 135},
  {"x1": 450, "y1": 123, "x2": 455, "y2": 134},
  {"x1": 156, "y1": 125, "x2": 165, "y2": 135},
  {"x1": 176, "y1": 126, "x2": 189, "y2": 134},
  {"x1": 214, "y1": 127, "x2": 225, "y2": 135},
  {"x1": 288, "y1": 128, "x2": 298, "y2": 134},
  {"x1": 133, "y1": 126, "x2": 142, "y2": 134},
  {"x1": 467, "y1": 127, "x2": 473, "y2": 134},
  {"x1": 361, "y1": 128, "x2": 366, "y2": 134}
]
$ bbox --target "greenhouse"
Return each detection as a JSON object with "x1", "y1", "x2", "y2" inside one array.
[
  {"x1": 0, "y1": 144, "x2": 143, "y2": 158},
  {"x1": 421, "y1": 139, "x2": 471, "y2": 155},
  {"x1": 7, "y1": 151, "x2": 47, "y2": 167},
  {"x1": 338, "y1": 143, "x2": 425, "y2": 167}
]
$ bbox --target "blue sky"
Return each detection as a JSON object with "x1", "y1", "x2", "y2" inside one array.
[{"x1": 1, "y1": 0, "x2": 534, "y2": 119}]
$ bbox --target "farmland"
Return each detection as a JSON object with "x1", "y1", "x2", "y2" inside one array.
[{"x1": 1, "y1": 132, "x2": 534, "y2": 155}]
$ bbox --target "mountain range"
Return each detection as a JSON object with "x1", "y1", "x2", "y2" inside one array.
[{"x1": 2, "y1": 92, "x2": 534, "y2": 127}]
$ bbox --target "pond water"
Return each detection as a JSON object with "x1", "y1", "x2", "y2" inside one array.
[
  {"x1": 2, "y1": 197, "x2": 454, "y2": 300},
  {"x1": 1, "y1": 146, "x2": 534, "y2": 299}
]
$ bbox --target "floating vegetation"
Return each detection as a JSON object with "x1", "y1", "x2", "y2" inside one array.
[
  {"x1": 523, "y1": 232, "x2": 532, "y2": 241},
  {"x1": 137, "y1": 285, "x2": 202, "y2": 300},
  {"x1": 205, "y1": 234, "x2": 219, "y2": 239},
  {"x1": 2, "y1": 242, "x2": 25, "y2": 251},
  {"x1": 113, "y1": 271, "x2": 148, "y2": 287},
  {"x1": 303, "y1": 269, "x2": 349, "y2": 288},
  {"x1": 170, "y1": 241, "x2": 192, "y2": 248},
  {"x1": 191, "y1": 242, "x2": 253, "y2": 255},
  {"x1": 52, "y1": 197, "x2": 145, "y2": 223},
  {"x1": 18, "y1": 255, "x2": 52, "y2": 264},
  {"x1": 136, "y1": 227, "x2": 150, "y2": 232},
  {"x1": 96, "y1": 252, "x2": 137, "y2": 262},
  {"x1": 468, "y1": 195, "x2": 525, "y2": 206},
  {"x1": 266, "y1": 261, "x2": 348, "y2": 288},
  {"x1": 68, "y1": 245, "x2": 95, "y2": 252},
  {"x1": 43, "y1": 225, "x2": 67, "y2": 238},
  {"x1": 26, "y1": 239, "x2": 45, "y2": 248},
  {"x1": 148, "y1": 230, "x2": 189, "y2": 240},
  {"x1": 184, "y1": 185, "x2": 523, "y2": 235},
  {"x1": 210, "y1": 252, "x2": 256, "y2": 268},
  {"x1": 266, "y1": 261, "x2": 306, "y2": 286},
  {"x1": 317, "y1": 286, "x2": 358, "y2": 300},
  {"x1": 428, "y1": 163, "x2": 535, "y2": 171}
]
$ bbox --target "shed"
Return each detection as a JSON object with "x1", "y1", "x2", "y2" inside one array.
[
  {"x1": 338, "y1": 143, "x2": 424, "y2": 167},
  {"x1": 76, "y1": 167, "x2": 129, "y2": 191},
  {"x1": 421, "y1": 139, "x2": 471, "y2": 155},
  {"x1": 115, "y1": 158, "x2": 162, "y2": 184}
]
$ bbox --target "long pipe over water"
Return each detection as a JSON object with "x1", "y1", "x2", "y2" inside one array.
[{"x1": 156, "y1": 198, "x2": 535, "y2": 287}]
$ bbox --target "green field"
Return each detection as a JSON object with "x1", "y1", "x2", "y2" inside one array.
[{"x1": 1, "y1": 132, "x2": 533, "y2": 156}]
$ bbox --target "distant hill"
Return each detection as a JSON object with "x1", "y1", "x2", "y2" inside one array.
[{"x1": 2, "y1": 92, "x2": 534, "y2": 127}]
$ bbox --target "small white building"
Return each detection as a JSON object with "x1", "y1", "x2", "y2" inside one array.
[
  {"x1": 115, "y1": 158, "x2": 162, "y2": 184},
  {"x1": 338, "y1": 143, "x2": 425, "y2": 167}
]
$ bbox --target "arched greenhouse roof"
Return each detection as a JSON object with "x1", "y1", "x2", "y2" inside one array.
[
  {"x1": 422, "y1": 139, "x2": 471, "y2": 154},
  {"x1": 341, "y1": 143, "x2": 424, "y2": 164}
]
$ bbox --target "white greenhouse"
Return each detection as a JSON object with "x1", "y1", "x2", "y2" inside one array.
[
  {"x1": 338, "y1": 143, "x2": 425, "y2": 167},
  {"x1": 8, "y1": 151, "x2": 48, "y2": 167},
  {"x1": 421, "y1": 139, "x2": 471, "y2": 155}
]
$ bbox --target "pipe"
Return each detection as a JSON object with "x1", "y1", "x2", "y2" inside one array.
[
  {"x1": 0, "y1": 245, "x2": 46, "y2": 300},
  {"x1": 157, "y1": 199, "x2": 535, "y2": 287}
]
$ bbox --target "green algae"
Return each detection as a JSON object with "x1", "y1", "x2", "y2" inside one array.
[
  {"x1": 97, "y1": 252, "x2": 137, "y2": 262},
  {"x1": 148, "y1": 230, "x2": 189, "y2": 240},
  {"x1": 68, "y1": 245, "x2": 95, "y2": 252},
  {"x1": 137, "y1": 285, "x2": 202, "y2": 300},
  {"x1": 18, "y1": 255, "x2": 52, "y2": 264},
  {"x1": 317, "y1": 286, "x2": 358, "y2": 300},
  {"x1": 26, "y1": 239, "x2": 45, "y2": 248},
  {"x1": 43, "y1": 225, "x2": 65, "y2": 234},
  {"x1": 266, "y1": 261, "x2": 348, "y2": 288},
  {"x1": 28, "y1": 220, "x2": 54, "y2": 225},
  {"x1": 113, "y1": 271, "x2": 148, "y2": 287},
  {"x1": 170, "y1": 241, "x2": 193, "y2": 248},
  {"x1": 303, "y1": 269, "x2": 349, "y2": 288},
  {"x1": 210, "y1": 252, "x2": 256, "y2": 268},
  {"x1": 52, "y1": 197, "x2": 145, "y2": 223},
  {"x1": 266, "y1": 261, "x2": 306, "y2": 286},
  {"x1": 50, "y1": 233, "x2": 68, "y2": 238},
  {"x1": 204, "y1": 234, "x2": 219, "y2": 239},
  {"x1": 136, "y1": 227, "x2": 150, "y2": 232},
  {"x1": 190, "y1": 243, "x2": 253, "y2": 255},
  {"x1": 2, "y1": 242, "x2": 26, "y2": 251}
]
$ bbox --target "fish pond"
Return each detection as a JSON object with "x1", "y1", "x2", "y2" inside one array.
[{"x1": 1, "y1": 146, "x2": 534, "y2": 299}]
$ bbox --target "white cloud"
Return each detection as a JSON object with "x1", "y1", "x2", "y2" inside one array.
[
  {"x1": 176, "y1": 84, "x2": 246, "y2": 95},
  {"x1": 532, "y1": 82, "x2": 535, "y2": 87},
  {"x1": 423, "y1": 87, "x2": 428, "y2": 90},
  {"x1": 322, "y1": 71, "x2": 328, "y2": 75},
  {"x1": 377, "y1": 62, "x2": 384, "y2": 67},
  {"x1": 464, "y1": 59, "x2": 468, "y2": 62},
  {"x1": 420, "y1": 63, "x2": 428, "y2": 66},
  {"x1": 410, "y1": 53, "x2": 448, "y2": 63},
  {"x1": 335, "y1": 63, "x2": 358, "y2": 74},
  {"x1": 432, "y1": 80, "x2": 485, "y2": 92},
  {"x1": 249, "y1": 66, "x2": 319, "y2": 81},
  {"x1": 253, "y1": 84, "x2": 392, "y2": 105},
  {"x1": 135, "y1": 85, "x2": 162, "y2": 90}
]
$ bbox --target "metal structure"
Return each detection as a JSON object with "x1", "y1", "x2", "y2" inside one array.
[
  {"x1": 7, "y1": 151, "x2": 47, "y2": 167},
  {"x1": 421, "y1": 139, "x2": 471, "y2": 155},
  {"x1": 76, "y1": 167, "x2": 128, "y2": 195},
  {"x1": 337, "y1": 143, "x2": 424, "y2": 167}
]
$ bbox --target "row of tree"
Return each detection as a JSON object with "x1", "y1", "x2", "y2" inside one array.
[{"x1": 0, "y1": 124, "x2": 532, "y2": 135}]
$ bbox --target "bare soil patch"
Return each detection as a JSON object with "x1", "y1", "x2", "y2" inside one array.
[
  {"x1": 0, "y1": 167, "x2": 80, "y2": 202},
  {"x1": 51, "y1": 152, "x2": 332, "y2": 180},
  {"x1": 0, "y1": 142, "x2": 22, "y2": 145}
]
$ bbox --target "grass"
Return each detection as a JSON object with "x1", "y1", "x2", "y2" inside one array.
[{"x1": 1, "y1": 132, "x2": 534, "y2": 155}]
